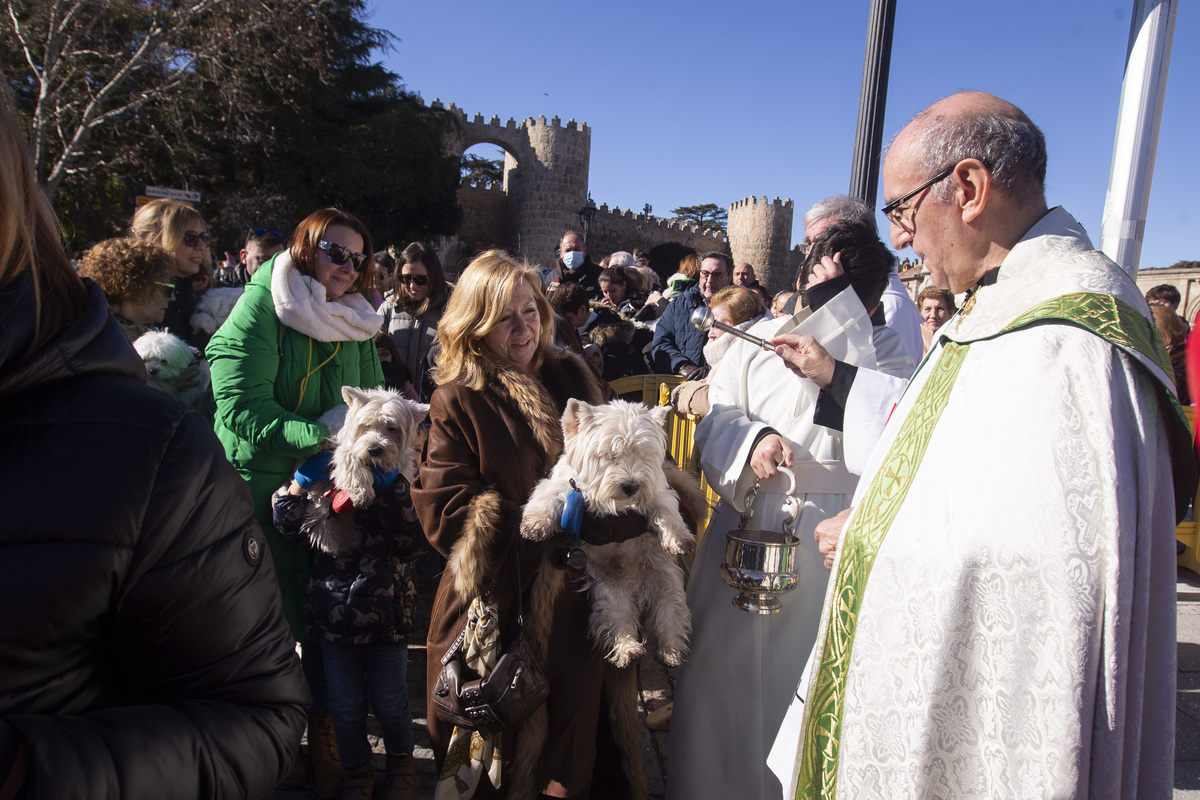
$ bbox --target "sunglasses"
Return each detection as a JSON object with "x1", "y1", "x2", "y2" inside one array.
[
  {"x1": 155, "y1": 280, "x2": 176, "y2": 300},
  {"x1": 317, "y1": 240, "x2": 368, "y2": 272},
  {"x1": 250, "y1": 227, "x2": 282, "y2": 238},
  {"x1": 182, "y1": 230, "x2": 211, "y2": 248},
  {"x1": 401, "y1": 273, "x2": 429, "y2": 286}
]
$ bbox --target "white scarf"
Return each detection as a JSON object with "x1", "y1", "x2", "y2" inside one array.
[{"x1": 271, "y1": 250, "x2": 383, "y2": 342}]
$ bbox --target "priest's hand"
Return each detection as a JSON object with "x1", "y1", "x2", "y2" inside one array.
[
  {"x1": 750, "y1": 433, "x2": 793, "y2": 480},
  {"x1": 771, "y1": 334, "x2": 835, "y2": 389},
  {"x1": 815, "y1": 507, "x2": 853, "y2": 570}
]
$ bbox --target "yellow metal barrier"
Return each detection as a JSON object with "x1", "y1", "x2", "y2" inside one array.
[
  {"x1": 1179, "y1": 406, "x2": 1199, "y2": 575},
  {"x1": 610, "y1": 373, "x2": 683, "y2": 406}
]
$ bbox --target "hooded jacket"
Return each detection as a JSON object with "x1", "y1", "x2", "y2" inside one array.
[{"x1": 0, "y1": 274, "x2": 308, "y2": 799}]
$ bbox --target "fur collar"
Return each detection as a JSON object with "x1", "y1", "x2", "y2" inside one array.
[
  {"x1": 702, "y1": 312, "x2": 773, "y2": 368},
  {"x1": 270, "y1": 250, "x2": 383, "y2": 342}
]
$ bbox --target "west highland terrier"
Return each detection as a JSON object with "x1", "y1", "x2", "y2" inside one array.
[
  {"x1": 521, "y1": 398, "x2": 696, "y2": 668},
  {"x1": 297, "y1": 386, "x2": 429, "y2": 557},
  {"x1": 190, "y1": 287, "x2": 244, "y2": 336},
  {"x1": 132, "y1": 330, "x2": 211, "y2": 407}
]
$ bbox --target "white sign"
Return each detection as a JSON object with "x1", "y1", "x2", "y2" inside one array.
[{"x1": 144, "y1": 185, "x2": 201, "y2": 203}]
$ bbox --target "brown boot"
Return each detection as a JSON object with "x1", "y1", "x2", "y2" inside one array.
[
  {"x1": 308, "y1": 712, "x2": 344, "y2": 800},
  {"x1": 339, "y1": 760, "x2": 374, "y2": 800},
  {"x1": 383, "y1": 754, "x2": 416, "y2": 800}
]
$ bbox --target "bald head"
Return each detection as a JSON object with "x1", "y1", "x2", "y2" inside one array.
[{"x1": 892, "y1": 91, "x2": 1047, "y2": 207}]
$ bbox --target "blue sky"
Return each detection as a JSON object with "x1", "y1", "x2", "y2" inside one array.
[{"x1": 369, "y1": 1, "x2": 1195, "y2": 270}]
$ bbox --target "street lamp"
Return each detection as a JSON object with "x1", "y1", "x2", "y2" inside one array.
[
  {"x1": 578, "y1": 194, "x2": 597, "y2": 246},
  {"x1": 637, "y1": 203, "x2": 653, "y2": 253}
]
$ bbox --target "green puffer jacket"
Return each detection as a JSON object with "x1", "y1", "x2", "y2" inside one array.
[{"x1": 206, "y1": 254, "x2": 384, "y2": 641}]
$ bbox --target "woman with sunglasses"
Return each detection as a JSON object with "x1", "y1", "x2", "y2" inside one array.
[
  {"x1": 206, "y1": 207, "x2": 385, "y2": 798},
  {"x1": 130, "y1": 198, "x2": 213, "y2": 345},
  {"x1": 77, "y1": 238, "x2": 177, "y2": 342},
  {"x1": 379, "y1": 242, "x2": 449, "y2": 401}
]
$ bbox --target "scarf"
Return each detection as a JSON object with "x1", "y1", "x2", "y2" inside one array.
[{"x1": 271, "y1": 250, "x2": 383, "y2": 342}]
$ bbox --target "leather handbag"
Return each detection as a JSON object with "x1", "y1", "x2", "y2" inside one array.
[{"x1": 431, "y1": 626, "x2": 549, "y2": 734}]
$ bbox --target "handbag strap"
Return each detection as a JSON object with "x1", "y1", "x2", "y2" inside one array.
[{"x1": 441, "y1": 544, "x2": 526, "y2": 665}]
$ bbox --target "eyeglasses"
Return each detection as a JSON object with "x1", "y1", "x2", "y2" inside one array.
[
  {"x1": 698, "y1": 269, "x2": 727, "y2": 280},
  {"x1": 250, "y1": 228, "x2": 282, "y2": 239},
  {"x1": 882, "y1": 166, "x2": 955, "y2": 230},
  {"x1": 155, "y1": 280, "x2": 176, "y2": 300},
  {"x1": 317, "y1": 240, "x2": 368, "y2": 272},
  {"x1": 182, "y1": 230, "x2": 211, "y2": 248},
  {"x1": 400, "y1": 273, "x2": 429, "y2": 286}
]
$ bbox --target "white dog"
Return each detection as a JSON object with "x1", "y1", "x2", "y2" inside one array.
[
  {"x1": 190, "y1": 287, "x2": 243, "y2": 336},
  {"x1": 521, "y1": 398, "x2": 695, "y2": 668},
  {"x1": 298, "y1": 386, "x2": 428, "y2": 557},
  {"x1": 132, "y1": 330, "x2": 211, "y2": 408}
]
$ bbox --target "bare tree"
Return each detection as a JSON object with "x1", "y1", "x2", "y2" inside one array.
[{"x1": 2, "y1": 0, "x2": 314, "y2": 198}]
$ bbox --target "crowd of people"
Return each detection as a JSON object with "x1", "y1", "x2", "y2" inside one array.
[{"x1": 2, "y1": 73, "x2": 1196, "y2": 800}]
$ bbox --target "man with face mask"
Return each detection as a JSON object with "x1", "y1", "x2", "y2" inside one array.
[{"x1": 554, "y1": 230, "x2": 603, "y2": 301}]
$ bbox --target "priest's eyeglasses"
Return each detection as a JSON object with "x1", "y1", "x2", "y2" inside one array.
[{"x1": 882, "y1": 166, "x2": 954, "y2": 230}]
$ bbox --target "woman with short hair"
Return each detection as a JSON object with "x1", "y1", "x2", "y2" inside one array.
[
  {"x1": 77, "y1": 238, "x2": 177, "y2": 341},
  {"x1": 206, "y1": 207, "x2": 384, "y2": 798},
  {"x1": 414, "y1": 250, "x2": 679, "y2": 799}
]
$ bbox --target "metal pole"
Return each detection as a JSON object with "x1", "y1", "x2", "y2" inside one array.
[
  {"x1": 1100, "y1": 0, "x2": 1177, "y2": 277},
  {"x1": 848, "y1": 0, "x2": 897, "y2": 210}
]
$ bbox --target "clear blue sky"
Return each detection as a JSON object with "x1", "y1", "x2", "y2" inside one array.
[{"x1": 369, "y1": 0, "x2": 1195, "y2": 270}]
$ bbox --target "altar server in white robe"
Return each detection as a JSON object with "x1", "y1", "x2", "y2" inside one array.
[
  {"x1": 666, "y1": 220, "x2": 913, "y2": 800},
  {"x1": 787, "y1": 91, "x2": 1196, "y2": 800}
]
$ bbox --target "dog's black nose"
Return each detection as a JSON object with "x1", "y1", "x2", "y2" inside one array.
[
  {"x1": 368, "y1": 445, "x2": 384, "y2": 457},
  {"x1": 620, "y1": 481, "x2": 639, "y2": 497}
]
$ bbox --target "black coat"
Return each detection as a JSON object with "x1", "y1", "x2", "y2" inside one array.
[{"x1": 0, "y1": 275, "x2": 308, "y2": 799}]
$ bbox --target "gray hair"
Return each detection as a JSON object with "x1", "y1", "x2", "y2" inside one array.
[
  {"x1": 802, "y1": 195, "x2": 875, "y2": 235},
  {"x1": 908, "y1": 108, "x2": 1047, "y2": 205}
]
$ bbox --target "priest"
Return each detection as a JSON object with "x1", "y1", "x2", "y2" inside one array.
[{"x1": 783, "y1": 91, "x2": 1196, "y2": 800}]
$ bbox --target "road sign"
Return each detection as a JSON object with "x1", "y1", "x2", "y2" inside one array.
[{"x1": 144, "y1": 185, "x2": 201, "y2": 203}]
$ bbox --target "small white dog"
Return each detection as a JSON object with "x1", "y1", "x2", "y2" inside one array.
[
  {"x1": 190, "y1": 287, "x2": 243, "y2": 336},
  {"x1": 298, "y1": 386, "x2": 429, "y2": 557},
  {"x1": 132, "y1": 330, "x2": 211, "y2": 407},
  {"x1": 521, "y1": 398, "x2": 695, "y2": 668}
]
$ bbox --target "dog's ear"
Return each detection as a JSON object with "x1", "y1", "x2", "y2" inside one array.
[
  {"x1": 414, "y1": 402, "x2": 431, "y2": 417},
  {"x1": 341, "y1": 385, "x2": 367, "y2": 406},
  {"x1": 562, "y1": 398, "x2": 593, "y2": 438},
  {"x1": 649, "y1": 404, "x2": 671, "y2": 428}
]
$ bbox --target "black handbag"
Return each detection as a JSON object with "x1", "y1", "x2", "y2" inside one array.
[
  {"x1": 431, "y1": 624, "x2": 549, "y2": 734},
  {"x1": 431, "y1": 553, "x2": 549, "y2": 734}
]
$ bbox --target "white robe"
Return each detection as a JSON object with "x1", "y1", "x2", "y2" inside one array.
[
  {"x1": 666, "y1": 288, "x2": 912, "y2": 800},
  {"x1": 791, "y1": 208, "x2": 1188, "y2": 800},
  {"x1": 881, "y1": 269, "x2": 924, "y2": 367}
]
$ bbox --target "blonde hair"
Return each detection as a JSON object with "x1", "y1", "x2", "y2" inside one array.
[
  {"x1": 0, "y1": 78, "x2": 86, "y2": 354},
  {"x1": 129, "y1": 199, "x2": 212, "y2": 274},
  {"x1": 433, "y1": 250, "x2": 557, "y2": 391}
]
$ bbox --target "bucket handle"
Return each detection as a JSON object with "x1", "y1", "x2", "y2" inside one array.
[{"x1": 739, "y1": 465, "x2": 800, "y2": 534}]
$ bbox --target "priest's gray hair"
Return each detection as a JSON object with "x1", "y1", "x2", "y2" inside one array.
[
  {"x1": 910, "y1": 109, "x2": 1047, "y2": 206},
  {"x1": 802, "y1": 195, "x2": 875, "y2": 236}
]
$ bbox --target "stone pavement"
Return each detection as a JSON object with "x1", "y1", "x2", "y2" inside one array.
[{"x1": 273, "y1": 570, "x2": 1200, "y2": 799}]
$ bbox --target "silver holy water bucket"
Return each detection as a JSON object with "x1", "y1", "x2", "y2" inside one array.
[{"x1": 720, "y1": 466, "x2": 801, "y2": 615}]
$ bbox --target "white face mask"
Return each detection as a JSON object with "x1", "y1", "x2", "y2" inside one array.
[{"x1": 561, "y1": 251, "x2": 585, "y2": 270}]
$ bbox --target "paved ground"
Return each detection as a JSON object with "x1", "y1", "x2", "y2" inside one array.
[{"x1": 273, "y1": 570, "x2": 1200, "y2": 799}]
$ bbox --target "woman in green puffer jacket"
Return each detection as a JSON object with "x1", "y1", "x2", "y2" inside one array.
[{"x1": 206, "y1": 207, "x2": 383, "y2": 795}]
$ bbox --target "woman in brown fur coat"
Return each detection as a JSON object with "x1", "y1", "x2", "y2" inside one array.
[{"x1": 413, "y1": 251, "x2": 652, "y2": 800}]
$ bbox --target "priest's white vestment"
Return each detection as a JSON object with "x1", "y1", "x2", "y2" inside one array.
[
  {"x1": 791, "y1": 208, "x2": 1194, "y2": 800},
  {"x1": 667, "y1": 287, "x2": 912, "y2": 800}
]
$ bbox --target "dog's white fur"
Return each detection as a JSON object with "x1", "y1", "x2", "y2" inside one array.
[
  {"x1": 300, "y1": 386, "x2": 428, "y2": 557},
  {"x1": 190, "y1": 287, "x2": 244, "y2": 336},
  {"x1": 132, "y1": 330, "x2": 211, "y2": 407},
  {"x1": 521, "y1": 398, "x2": 694, "y2": 668}
]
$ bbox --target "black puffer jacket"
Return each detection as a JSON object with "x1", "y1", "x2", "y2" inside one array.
[{"x1": 0, "y1": 274, "x2": 309, "y2": 800}]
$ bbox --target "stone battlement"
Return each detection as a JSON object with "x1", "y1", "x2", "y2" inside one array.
[
  {"x1": 729, "y1": 196, "x2": 794, "y2": 210},
  {"x1": 422, "y1": 97, "x2": 591, "y2": 134}
]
